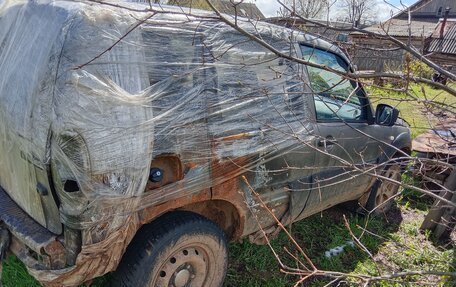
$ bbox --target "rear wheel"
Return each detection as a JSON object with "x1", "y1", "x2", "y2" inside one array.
[
  {"x1": 373, "y1": 164, "x2": 402, "y2": 214},
  {"x1": 113, "y1": 211, "x2": 228, "y2": 287},
  {"x1": 359, "y1": 163, "x2": 402, "y2": 215}
]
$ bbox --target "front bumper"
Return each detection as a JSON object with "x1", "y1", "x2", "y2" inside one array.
[{"x1": 0, "y1": 186, "x2": 65, "y2": 270}]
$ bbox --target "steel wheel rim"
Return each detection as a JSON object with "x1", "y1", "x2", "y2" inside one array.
[
  {"x1": 151, "y1": 244, "x2": 210, "y2": 287},
  {"x1": 375, "y1": 165, "x2": 401, "y2": 212}
]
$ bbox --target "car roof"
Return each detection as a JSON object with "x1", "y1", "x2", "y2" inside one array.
[
  {"x1": 44, "y1": 0, "x2": 349, "y2": 63},
  {"x1": 144, "y1": 2, "x2": 349, "y2": 61}
]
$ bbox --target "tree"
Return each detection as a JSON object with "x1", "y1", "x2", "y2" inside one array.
[
  {"x1": 280, "y1": 0, "x2": 330, "y2": 19},
  {"x1": 338, "y1": 0, "x2": 377, "y2": 27}
]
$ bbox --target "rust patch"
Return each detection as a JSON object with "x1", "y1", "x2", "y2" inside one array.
[
  {"x1": 139, "y1": 188, "x2": 212, "y2": 225},
  {"x1": 28, "y1": 214, "x2": 140, "y2": 287},
  {"x1": 216, "y1": 131, "x2": 258, "y2": 142},
  {"x1": 43, "y1": 240, "x2": 66, "y2": 270},
  {"x1": 210, "y1": 155, "x2": 251, "y2": 241},
  {"x1": 412, "y1": 117, "x2": 456, "y2": 155},
  {"x1": 182, "y1": 199, "x2": 242, "y2": 240}
]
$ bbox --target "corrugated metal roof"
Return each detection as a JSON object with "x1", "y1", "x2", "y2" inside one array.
[
  {"x1": 395, "y1": 0, "x2": 456, "y2": 20},
  {"x1": 354, "y1": 18, "x2": 437, "y2": 37},
  {"x1": 167, "y1": 0, "x2": 265, "y2": 19},
  {"x1": 215, "y1": 1, "x2": 264, "y2": 19},
  {"x1": 428, "y1": 20, "x2": 456, "y2": 55}
]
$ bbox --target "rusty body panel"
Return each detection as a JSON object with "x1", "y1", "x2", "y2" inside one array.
[
  {"x1": 210, "y1": 155, "x2": 254, "y2": 240},
  {"x1": 27, "y1": 215, "x2": 140, "y2": 287},
  {"x1": 413, "y1": 118, "x2": 456, "y2": 240},
  {"x1": 413, "y1": 118, "x2": 456, "y2": 156},
  {"x1": 413, "y1": 117, "x2": 456, "y2": 188},
  {"x1": 139, "y1": 188, "x2": 212, "y2": 226}
]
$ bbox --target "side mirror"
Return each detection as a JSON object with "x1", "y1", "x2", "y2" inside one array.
[{"x1": 375, "y1": 104, "x2": 399, "y2": 126}]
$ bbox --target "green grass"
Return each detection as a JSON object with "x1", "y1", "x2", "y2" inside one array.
[
  {"x1": 367, "y1": 83, "x2": 456, "y2": 138},
  {"x1": 2, "y1": 84, "x2": 455, "y2": 286},
  {"x1": 225, "y1": 188, "x2": 455, "y2": 287},
  {"x1": 5, "y1": 200, "x2": 450, "y2": 287},
  {"x1": 1, "y1": 256, "x2": 110, "y2": 287},
  {"x1": 1, "y1": 257, "x2": 40, "y2": 287}
]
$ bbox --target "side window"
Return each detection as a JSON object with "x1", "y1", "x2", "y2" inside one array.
[
  {"x1": 213, "y1": 32, "x2": 310, "y2": 120},
  {"x1": 300, "y1": 45, "x2": 367, "y2": 122},
  {"x1": 142, "y1": 29, "x2": 199, "y2": 86}
]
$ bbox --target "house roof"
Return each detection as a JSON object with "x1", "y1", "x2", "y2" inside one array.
[
  {"x1": 351, "y1": 18, "x2": 437, "y2": 38},
  {"x1": 214, "y1": 1, "x2": 264, "y2": 19},
  {"x1": 427, "y1": 19, "x2": 456, "y2": 54},
  {"x1": 395, "y1": 0, "x2": 456, "y2": 21},
  {"x1": 265, "y1": 17, "x2": 354, "y2": 28},
  {"x1": 167, "y1": 0, "x2": 265, "y2": 19}
]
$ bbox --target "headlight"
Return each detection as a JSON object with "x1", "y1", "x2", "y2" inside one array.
[{"x1": 51, "y1": 131, "x2": 91, "y2": 214}]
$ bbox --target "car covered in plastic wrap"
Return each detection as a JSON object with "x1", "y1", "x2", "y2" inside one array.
[{"x1": 0, "y1": 1, "x2": 411, "y2": 286}]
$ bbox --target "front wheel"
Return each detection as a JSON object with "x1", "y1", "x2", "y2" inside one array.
[{"x1": 113, "y1": 211, "x2": 228, "y2": 287}]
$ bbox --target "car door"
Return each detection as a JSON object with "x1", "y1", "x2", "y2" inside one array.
[
  {"x1": 207, "y1": 31, "x2": 318, "y2": 225},
  {"x1": 299, "y1": 45, "x2": 379, "y2": 213}
]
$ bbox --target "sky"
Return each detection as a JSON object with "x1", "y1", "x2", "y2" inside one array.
[{"x1": 253, "y1": 0, "x2": 418, "y2": 21}]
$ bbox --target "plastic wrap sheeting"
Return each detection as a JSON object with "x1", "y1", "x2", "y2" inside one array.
[{"x1": 0, "y1": 1, "x2": 319, "y2": 285}]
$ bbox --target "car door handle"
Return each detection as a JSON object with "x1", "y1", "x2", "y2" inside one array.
[{"x1": 317, "y1": 136, "x2": 338, "y2": 147}]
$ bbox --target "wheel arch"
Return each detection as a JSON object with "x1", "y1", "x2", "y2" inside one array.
[
  {"x1": 138, "y1": 198, "x2": 244, "y2": 244},
  {"x1": 179, "y1": 199, "x2": 243, "y2": 241},
  {"x1": 378, "y1": 137, "x2": 412, "y2": 165}
]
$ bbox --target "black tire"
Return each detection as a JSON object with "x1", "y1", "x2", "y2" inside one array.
[
  {"x1": 362, "y1": 162, "x2": 402, "y2": 215},
  {"x1": 113, "y1": 211, "x2": 228, "y2": 287}
]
